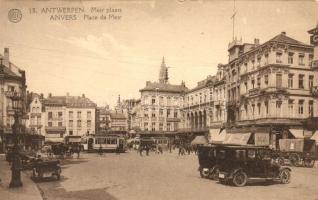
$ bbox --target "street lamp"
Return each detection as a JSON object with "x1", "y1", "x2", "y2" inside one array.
[{"x1": 9, "y1": 91, "x2": 23, "y2": 188}]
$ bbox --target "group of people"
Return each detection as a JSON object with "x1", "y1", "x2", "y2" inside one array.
[{"x1": 178, "y1": 144, "x2": 197, "y2": 156}]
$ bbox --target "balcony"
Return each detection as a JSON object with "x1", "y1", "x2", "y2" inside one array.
[
  {"x1": 5, "y1": 91, "x2": 22, "y2": 99},
  {"x1": 45, "y1": 126, "x2": 66, "y2": 132},
  {"x1": 167, "y1": 118, "x2": 181, "y2": 122},
  {"x1": 30, "y1": 113, "x2": 41, "y2": 117},
  {"x1": 29, "y1": 124, "x2": 43, "y2": 128},
  {"x1": 48, "y1": 117, "x2": 63, "y2": 121},
  {"x1": 248, "y1": 88, "x2": 260, "y2": 96},
  {"x1": 312, "y1": 60, "x2": 318, "y2": 69}
]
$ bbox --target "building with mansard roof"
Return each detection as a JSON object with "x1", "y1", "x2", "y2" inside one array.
[
  {"x1": 222, "y1": 30, "x2": 317, "y2": 148},
  {"x1": 41, "y1": 93, "x2": 96, "y2": 142},
  {"x1": 137, "y1": 57, "x2": 188, "y2": 136}
]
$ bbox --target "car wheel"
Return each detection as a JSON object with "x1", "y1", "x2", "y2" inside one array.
[
  {"x1": 199, "y1": 168, "x2": 209, "y2": 178},
  {"x1": 210, "y1": 167, "x2": 220, "y2": 180},
  {"x1": 278, "y1": 157, "x2": 285, "y2": 166},
  {"x1": 232, "y1": 171, "x2": 247, "y2": 187},
  {"x1": 279, "y1": 169, "x2": 291, "y2": 184}
]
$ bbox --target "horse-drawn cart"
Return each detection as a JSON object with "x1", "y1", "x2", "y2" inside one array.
[{"x1": 276, "y1": 138, "x2": 316, "y2": 167}]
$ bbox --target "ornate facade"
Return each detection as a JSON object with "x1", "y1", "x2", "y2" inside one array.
[{"x1": 138, "y1": 58, "x2": 188, "y2": 134}]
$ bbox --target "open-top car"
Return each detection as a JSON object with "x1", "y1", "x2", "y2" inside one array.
[{"x1": 218, "y1": 145, "x2": 291, "y2": 187}]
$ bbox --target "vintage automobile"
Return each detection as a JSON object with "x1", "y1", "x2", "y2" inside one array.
[
  {"x1": 197, "y1": 144, "x2": 222, "y2": 180},
  {"x1": 31, "y1": 159, "x2": 62, "y2": 181},
  {"x1": 218, "y1": 146, "x2": 291, "y2": 187},
  {"x1": 275, "y1": 139, "x2": 316, "y2": 168}
]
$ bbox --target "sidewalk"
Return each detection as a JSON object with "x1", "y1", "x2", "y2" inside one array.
[{"x1": 0, "y1": 154, "x2": 43, "y2": 200}]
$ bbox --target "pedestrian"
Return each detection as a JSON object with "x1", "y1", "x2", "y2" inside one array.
[
  {"x1": 178, "y1": 145, "x2": 182, "y2": 156},
  {"x1": 139, "y1": 145, "x2": 143, "y2": 156},
  {"x1": 158, "y1": 146, "x2": 163, "y2": 154},
  {"x1": 145, "y1": 144, "x2": 150, "y2": 156},
  {"x1": 77, "y1": 144, "x2": 80, "y2": 159},
  {"x1": 98, "y1": 145, "x2": 103, "y2": 156}
]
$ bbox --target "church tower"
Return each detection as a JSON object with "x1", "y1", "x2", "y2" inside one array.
[{"x1": 159, "y1": 57, "x2": 169, "y2": 84}]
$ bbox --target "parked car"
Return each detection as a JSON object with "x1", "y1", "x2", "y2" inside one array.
[{"x1": 218, "y1": 145, "x2": 291, "y2": 187}]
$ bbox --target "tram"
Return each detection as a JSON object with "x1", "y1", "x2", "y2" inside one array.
[{"x1": 81, "y1": 134, "x2": 126, "y2": 152}]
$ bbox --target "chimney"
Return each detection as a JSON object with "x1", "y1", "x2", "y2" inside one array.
[
  {"x1": 48, "y1": 93, "x2": 52, "y2": 98},
  {"x1": 254, "y1": 38, "x2": 260, "y2": 46},
  {"x1": 3, "y1": 48, "x2": 9, "y2": 68},
  {"x1": 40, "y1": 93, "x2": 44, "y2": 99},
  {"x1": 146, "y1": 81, "x2": 150, "y2": 86},
  {"x1": 281, "y1": 31, "x2": 286, "y2": 35},
  {"x1": 66, "y1": 92, "x2": 70, "y2": 96},
  {"x1": 82, "y1": 94, "x2": 85, "y2": 98}
]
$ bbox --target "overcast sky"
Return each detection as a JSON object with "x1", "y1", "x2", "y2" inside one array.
[{"x1": 0, "y1": 0, "x2": 318, "y2": 107}]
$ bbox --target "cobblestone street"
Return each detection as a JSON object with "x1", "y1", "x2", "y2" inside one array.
[{"x1": 29, "y1": 151, "x2": 318, "y2": 200}]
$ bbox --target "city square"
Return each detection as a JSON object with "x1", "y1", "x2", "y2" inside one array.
[{"x1": 2, "y1": 151, "x2": 316, "y2": 200}]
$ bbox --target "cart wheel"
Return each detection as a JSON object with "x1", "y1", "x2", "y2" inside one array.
[
  {"x1": 232, "y1": 171, "x2": 247, "y2": 187},
  {"x1": 279, "y1": 169, "x2": 291, "y2": 184},
  {"x1": 289, "y1": 154, "x2": 300, "y2": 167}
]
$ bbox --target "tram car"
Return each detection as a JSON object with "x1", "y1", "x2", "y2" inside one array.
[{"x1": 81, "y1": 134, "x2": 126, "y2": 152}]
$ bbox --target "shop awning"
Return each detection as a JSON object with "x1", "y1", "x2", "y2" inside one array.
[
  {"x1": 289, "y1": 129, "x2": 304, "y2": 139},
  {"x1": 311, "y1": 130, "x2": 318, "y2": 144},
  {"x1": 223, "y1": 133, "x2": 251, "y2": 145},
  {"x1": 191, "y1": 136, "x2": 208, "y2": 145},
  {"x1": 208, "y1": 129, "x2": 226, "y2": 144},
  {"x1": 254, "y1": 132, "x2": 270, "y2": 146}
]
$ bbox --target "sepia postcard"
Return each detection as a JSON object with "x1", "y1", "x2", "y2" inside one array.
[{"x1": 0, "y1": 0, "x2": 318, "y2": 200}]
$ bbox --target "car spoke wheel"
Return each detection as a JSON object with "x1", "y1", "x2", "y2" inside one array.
[
  {"x1": 279, "y1": 169, "x2": 291, "y2": 184},
  {"x1": 232, "y1": 171, "x2": 247, "y2": 187},
  {"x1": 210, "y1": 167, "x2": 219, "y2": 180}
]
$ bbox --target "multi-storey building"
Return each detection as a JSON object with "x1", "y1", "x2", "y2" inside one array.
[
  {"x1": 221, "y1": 30, "x2": 318, "y2": 147},
  {"x1": 27, "y1": 93, "x2": 45, "y2": 135},
  {"x1": 96, "y1": 106, "x2": 111, "y2": 133},
  {"x1": 109, "y1": 112, "x2": 127, "y2": 134},
  {"x1": 180, "y1": 28, "x2": 318, "y2": 147},
  {"x1": 0, "y1": 48, "x2": 28, "y2": 152},
  {"x1": 115, "y1": 97, "x2": 140, "y2": 131},
  {"x1": 138, "y1": 58, "x2": 188, "y2": 136},
  {"x1": 43, "y1": 93, "x2": 96, "y2": 142}
]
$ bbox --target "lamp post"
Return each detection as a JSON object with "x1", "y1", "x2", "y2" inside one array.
[{"x1": 9, "y1": 91, "x2": 23, "y2": 188}]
